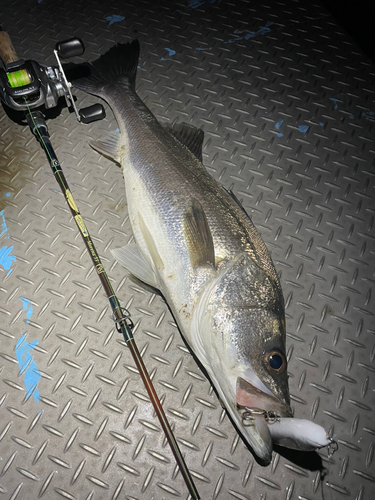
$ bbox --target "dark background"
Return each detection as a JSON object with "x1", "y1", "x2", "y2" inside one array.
[{"x1": 320, "y1": 0, "x2": 375, "y2": 64}]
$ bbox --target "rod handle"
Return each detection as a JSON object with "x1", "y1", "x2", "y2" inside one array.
[{"x1": 0, "y1": 30, "x2": 20, "y2": 66}]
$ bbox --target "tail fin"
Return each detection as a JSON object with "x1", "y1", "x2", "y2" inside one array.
[{"x1": 73, "y1": 40, "x2": 140, "y2": 97}]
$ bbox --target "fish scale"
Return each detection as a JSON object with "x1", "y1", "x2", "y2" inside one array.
[{"x1": 74, "y1": 40, "x2": 331, "y2": 463}]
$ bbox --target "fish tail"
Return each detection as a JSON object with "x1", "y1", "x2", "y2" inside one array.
[{"x1": 73, "y1": 40, "x2": 140, "y2": 96}]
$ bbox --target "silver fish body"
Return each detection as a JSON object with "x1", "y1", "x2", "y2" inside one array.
[{"x1": 74, "y1": 41, "x2": 328, "y2": 463}]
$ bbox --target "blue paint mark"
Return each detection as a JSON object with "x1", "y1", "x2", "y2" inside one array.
[
  {"x1": 275, "y1": 119, "x2": 284, "y2": 137},
  {"x1": 15, "y1": 334, "x2": 41, "y2": 402},
  {"x1": 298, "y1": 125, "x2": 309, "y2": 133},
  {"x1": 15, "y1": 299, "x2": 40, "y2": 402},
  {"x1": 161, "y1": 48, "x2": 176, "y2": 61},
  {"x1": 116, "y1": 128, "x2": 120, "y2": 133},
  {"x1": 20, "y1": 297, "x2": 33, "y2": 324},
  {"x1": 189, "y1": 0, "x2": 205, "y2": 7},
  {"x1": 0, "y1": 210, "x2": 16, "y2": 275},
  {"x1": 330, "y1": 98, "x2": 338, "y2": 110},
  {"x1": 362, "y1": 111, "x2": 375, "y2": 121},
  {"x1": 6, "y1": 193, "x2": 10, "y2": 197},
  {"x1": 0, "y1": 210, "x2": 8, "y2": 238},
  {"x1": 195, "y1": 47, "x2": 213, "y2": 51},
  {"x1": 0, "y1": 246, "x2": 15, "y2": 271},
  {"x1": 350, "y1": 115, "x2": 354, "y2": 119},
  {"x1": 226, "y1": 21, "x2": 273, "y2": 44},
  {"x1": 319, "y1": 122, "x2": 324, "y2": 126},
  {"x1": 189, "y1": 0, "x2": 217, "y2": 8},
  {"x1": 105, "y1": 15, "x2": 125, "y2": 26}
]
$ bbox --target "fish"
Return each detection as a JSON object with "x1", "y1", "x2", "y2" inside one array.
[{"x1": 73, "y1": 40, "x2": 331, "y2": 463}]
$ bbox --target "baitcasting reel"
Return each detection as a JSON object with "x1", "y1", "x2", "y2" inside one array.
[{"x1": 0, "y1": 28, "x2": 105, "y2": 123}]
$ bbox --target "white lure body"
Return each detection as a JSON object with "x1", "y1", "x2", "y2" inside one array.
[{"x1": 268, "y1": 418, "x2": 331, "y2": 451}]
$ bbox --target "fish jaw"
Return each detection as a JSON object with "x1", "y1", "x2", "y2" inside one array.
[
  {"x1": 236, "y1": 376, "x2": 293, "y2": 417},
  {"x1": 193, "y1": 358, "x2": 276, "y2": 462},
  {"x1": 235, "y1": 376, "x2": 294, "y2": 460}
]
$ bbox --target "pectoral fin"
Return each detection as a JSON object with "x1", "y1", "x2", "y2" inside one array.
[
  {"x1": 90, "y1": 132, "x2": 122, "y2": 165},
  {"x1": 182, "y1": 198, "x2": 215, "y2": 269},
  {"x1": 111, "y1": 243, "x2": 159, "y2": 288},
  {"x1": 138, "y1": 212, "x2": 164, "y2": 271}
]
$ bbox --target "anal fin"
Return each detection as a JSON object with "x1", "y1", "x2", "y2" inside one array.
[
  {"x1": 111, "y1": 244, "x2": 159, "y2": 288},
  {"x1": 90, "y1": 132, "x2": 122, "y2": 165}
]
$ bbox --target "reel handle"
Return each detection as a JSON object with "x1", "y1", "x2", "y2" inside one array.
[{"x1": 0, "y1": 29, "x2": 20, "y2": 66}]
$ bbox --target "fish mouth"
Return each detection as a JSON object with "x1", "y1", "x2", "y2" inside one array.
[
  {"x1": 236, "y1": 376, "x2": 293, "y2": 417},
  {"x1": 235, "y1": 376, "x2": 293, "y2": 462}
]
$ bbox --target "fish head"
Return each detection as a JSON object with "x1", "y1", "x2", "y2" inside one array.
[{"x1": 194, "y1": 252, "x2": 292, "y2": 462}]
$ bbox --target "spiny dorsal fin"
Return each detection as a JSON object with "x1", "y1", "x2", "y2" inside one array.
[
  {"x1": 182, "y1": 198, "x2": 215, "y2": 269},
  {"x1": 164, "y1": 122, "x2": 204, "y2": 162}
]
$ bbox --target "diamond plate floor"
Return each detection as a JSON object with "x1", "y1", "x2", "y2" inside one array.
[{"x1": 0, "y1": 1, "x2": 374, "y2": 499}]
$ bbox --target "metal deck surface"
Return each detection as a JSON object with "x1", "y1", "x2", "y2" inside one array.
[{"x1": 1, "y1": 1, "x2": 374, "y2": 499}]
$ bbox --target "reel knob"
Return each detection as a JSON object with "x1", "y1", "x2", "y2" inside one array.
[
  {"x1": 55, "y1": 38, "x2": 85, "y2": 59},
  {"x1": 79, "y1": 103, "x2": 106, "y2": 124}
]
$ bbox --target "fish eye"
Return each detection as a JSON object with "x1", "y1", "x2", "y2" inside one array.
[{"x1": 265, "y1": 350, "x2": 287, "y2": 374}]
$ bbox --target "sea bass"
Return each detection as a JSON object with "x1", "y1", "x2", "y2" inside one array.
[{"x1": 74, "y1": 41, "x2": 331, "y2": 462}]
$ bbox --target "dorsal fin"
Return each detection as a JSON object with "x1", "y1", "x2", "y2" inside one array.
[
  {"x1": 224, "y1": 187, "x2": 250, "y2": 218},
  {"x1": 182, "y1": 198, "x2": 215, "y2": 269},
  {"x1": 164, "y1": 122, "x2": 204, "y2": 162}
]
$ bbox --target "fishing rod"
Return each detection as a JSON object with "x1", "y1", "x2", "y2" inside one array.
[{"x1": 0, "y1": 29, "x2": 201, "y2": 500}]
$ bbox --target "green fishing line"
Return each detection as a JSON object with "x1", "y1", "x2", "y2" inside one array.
[{"x1": 7, "y1": 69, "x2": 31, "y2": 87}]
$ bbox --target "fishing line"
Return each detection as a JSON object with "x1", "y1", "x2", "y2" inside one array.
[
  {"x1": 23, "y1": 101, "x2": 201, "y2": 500},
  {"x1": 25, "y1": 99, "x2": 68, "y2": 189},
  {"x1": 24, "y1": 101, "x2": 124, "y2": 312},
  {"x1": 327, "y1": 439, "x2": 338, "y2": 500},
  {"x1": 321, "y1": 438, "x2": 338, "y2": 500},
  {"x1": 7, "y1": 68, "x2": 31, "y2": 87}
]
